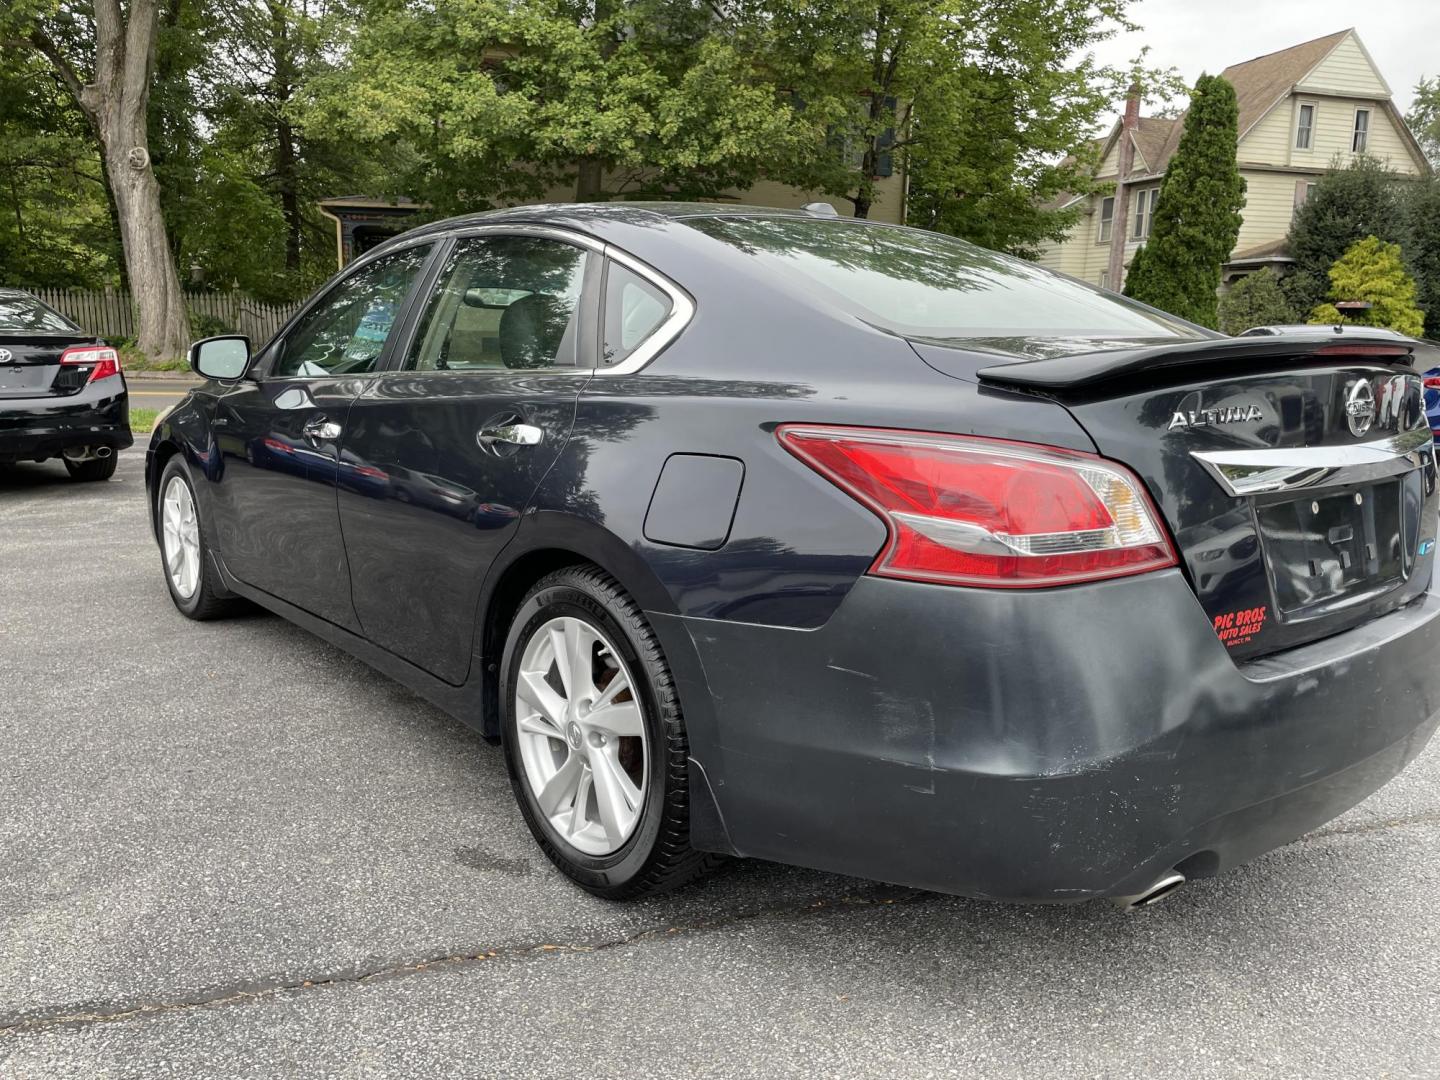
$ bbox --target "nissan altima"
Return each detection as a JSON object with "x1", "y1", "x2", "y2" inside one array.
[{"x1": 145, "y1": 204, "x2": 1440, "y2": 906}]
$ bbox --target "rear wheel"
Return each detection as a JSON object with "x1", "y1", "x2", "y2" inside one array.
[
  {"x1": 157, "y1": 458, "x2": 241, "y2": 620},
  {"x1": 501, "y1": 565, "x2": 718, "y2": 899},
  {"x1": 64, "y1": 454, "x2": 117, "y2": 482}
]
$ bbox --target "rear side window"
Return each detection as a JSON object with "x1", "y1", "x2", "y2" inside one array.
[
  {"x1": 602, "y1": 263, "x2": 671, "y2": 367},
  {"x1": 686, "y1": 216, "x2": 1204, "y2": 346},
  {"x1": 0, "y1": 294, "x2": 80, "y2": 334}
]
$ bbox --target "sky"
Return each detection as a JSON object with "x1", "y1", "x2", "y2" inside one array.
[{"x1": 1088, "y1": 0, "x2": 1439, "y2": 124}]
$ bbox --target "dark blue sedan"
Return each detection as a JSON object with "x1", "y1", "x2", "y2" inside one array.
[{"x1": 144, "y1": 206, "x2": 1440, "y2": 907}]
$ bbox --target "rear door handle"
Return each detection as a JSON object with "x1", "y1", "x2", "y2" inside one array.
[
  {"x1": 477, "y1": 423, "x2": 543, "y2": 448},
  {"x1": 303, "y1": 416, "x2": 343, "y2": 445}
]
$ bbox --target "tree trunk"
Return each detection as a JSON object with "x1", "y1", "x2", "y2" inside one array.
[
  {"x1": 102, "y1": 118, "x2": 190, "y2": 360},
  {"x1": 575, "y1": 157, "x2": 605, "y2": 201},
  {"x1": 27, "y1": 0, "x2": 191, "y2": 359},
  {"x1": 270, "y1": 2, "x2": 302, "y2": 274}
]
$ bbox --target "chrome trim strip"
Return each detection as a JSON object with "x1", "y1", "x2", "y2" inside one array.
[
  {"x1": 385, "y1": 223, "x2": 693, "y2": 376},
  {"x1": 1192, "y1": 426, "x2": 1435, "y2": 496}
]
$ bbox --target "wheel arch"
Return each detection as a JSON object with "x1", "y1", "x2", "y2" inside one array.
[
  {"x1": 472, "y1": 511, "x2": 684, "y2": 738},
  {"x1": 473, "y1": 514, "x2": 733, "y2": 855}
]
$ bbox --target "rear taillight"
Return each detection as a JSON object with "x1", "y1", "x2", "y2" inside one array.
[
  {"x1": 59, "y1": 344, "x2": 121, "y2": 383},
  {"x1": 1423, "y1": 376, "x2": 1440, "y2": 391},
  {"x1": 777, "y1": 425, "x2": 1177, "y2": 588}
]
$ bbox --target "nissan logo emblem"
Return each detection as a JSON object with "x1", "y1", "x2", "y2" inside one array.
[{"x1": 1344, "y1": 379, "x2": 1375, "y2": 437}]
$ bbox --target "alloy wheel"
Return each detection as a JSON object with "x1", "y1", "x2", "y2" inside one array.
[
  {"x1": 514, "y1": 615, "x2": 649, "y2": 856},
  {"x1": 161, "y1": 475, "x2": 201, "y2": 599}
]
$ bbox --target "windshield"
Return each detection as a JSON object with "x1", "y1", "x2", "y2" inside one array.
[
  {"x1": 686, "y1": 216, "x2": 1205, "y2": 346},
  {"x1": 0, "y1": 293, "x2": 81, "y2": 334}
]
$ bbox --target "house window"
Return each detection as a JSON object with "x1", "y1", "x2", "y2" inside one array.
[
  {"x1": 1100, "y1": 270, "x2": 1111, "y2": 290},
  {"x1": 1293, "y1": 180, "x2": 1318, "y2": 216},
  {"x1": 1352, "y1": 108, "x2": 1370, "y2": 153},
  {"x1": 1132, "y1": 187, "x2": 1158, "y2": 240},
  {"x1": 1097, "y1": 196, "x2": 1115, "y2": 243},
  {"x1": 1296, "y1": 103, "x2": 1316, "y2": 149}
]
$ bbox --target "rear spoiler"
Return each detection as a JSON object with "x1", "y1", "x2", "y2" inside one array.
[{"x1": 976, "y1": 333, "x2": 1418, "y2": 392}]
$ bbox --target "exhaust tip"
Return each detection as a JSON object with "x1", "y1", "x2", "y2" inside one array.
[
  {"x1": 1110, "y1": 871, "x2": 1186, "y2": 910},
  {"x1": 96, "y1": 446, "x2": 113, "y2": 459}
]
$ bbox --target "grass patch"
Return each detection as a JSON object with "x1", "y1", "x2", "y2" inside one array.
[{"x1": 130, "y1": 407, "x2": 160, "y2": 434}]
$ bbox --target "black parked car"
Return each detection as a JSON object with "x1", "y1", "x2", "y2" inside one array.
[
  {"x1": 146, "y1": 204, "x2": 1440, "y2": 906},
  {"x1": 0, "y1": 288, "x2": 131, "y2": 479}
]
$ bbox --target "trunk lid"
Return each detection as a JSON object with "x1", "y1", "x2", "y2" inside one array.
[
  {"x1": 928, "y1": 333, "x2": 1438, "y2": 661},
  {"x1": 0, "y1": 335, "x2": 98, "y2": 400}
]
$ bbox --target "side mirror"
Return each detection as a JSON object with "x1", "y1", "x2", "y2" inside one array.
[{"x1": 189, "y1": 335, "x2": 252, "y2": 381}]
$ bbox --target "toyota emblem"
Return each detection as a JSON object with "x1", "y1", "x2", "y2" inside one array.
[{"x1": 0, "y1": 348, "x2": 12, "y2": 364}]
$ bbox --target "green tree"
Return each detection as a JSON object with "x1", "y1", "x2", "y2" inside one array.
[
  {"x1": 1283, "y1": 156, "x2": 1408, "y2": 316},
  {"x1": 769, "y1": 0, "x2": 1166, "y2": 240},
  {"x1": 1121, "y1": 73, "x2": 1245, "y2": 328},
  {"x1": 2, "y1": 0, "x2": 193, "y2": 359},
  {"x1": 303, "y1": 0, "x2": 815, "y2": 214},
  {"x1": 1407, "y1": 76, "x2": 1440, "y2": 168},
  {"x1": 0, "y1": 51, "x2": 118, "y2": 287},
  {"x1": 1310, "y1": 235, "x2": 1425, "y2": 337},
  {"x1": 1402, "y1": 174, "x2": 1440, "y2": 337},
  {"x1": 1216, "y1": 268, "x2": 1297, "y2": 335}
]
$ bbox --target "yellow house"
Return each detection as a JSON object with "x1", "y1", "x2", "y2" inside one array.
[{"x1": 1036, "y1": 29, "x2": 1431, "y2": 290}]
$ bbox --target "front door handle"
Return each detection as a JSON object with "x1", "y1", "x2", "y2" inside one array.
[
  {"x1": 477, "y1": 423, "x2": 543, "y2": 448},
  {"x1": 303, "y1": 416, "x2": 343, "y2": 445}
]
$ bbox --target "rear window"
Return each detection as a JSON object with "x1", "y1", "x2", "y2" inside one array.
[
  {"x1": 686, "y1": 216, "x2": 1203, "y2": 345},
  {"x1": 0, "y1": 294, "x2": 81, "y2": 334}
]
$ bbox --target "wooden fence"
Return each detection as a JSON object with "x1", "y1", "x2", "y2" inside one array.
[{"x1": 19, "y1": 287, "x2": 303, "y2": 346}]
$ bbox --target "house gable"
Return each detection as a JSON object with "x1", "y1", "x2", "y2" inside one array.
[{"x1": 1296, "y1": 32, "x2": 1390, "y2": 98}]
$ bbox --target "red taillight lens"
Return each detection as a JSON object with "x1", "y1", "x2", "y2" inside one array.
[
  {"x1": 59, "y1": 344, "x2": 121, "y2": 383},
  {"x1": 1423, "y1": 376, "x2": 1440, "y2": 391},
  {"x1": 777, "y1": 425, "x2": 1177, "y2": 588}
]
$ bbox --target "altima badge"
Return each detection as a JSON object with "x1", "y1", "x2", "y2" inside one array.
[{"x1": 1168, "y1": 404, "x2": 1264, "y2": 430}]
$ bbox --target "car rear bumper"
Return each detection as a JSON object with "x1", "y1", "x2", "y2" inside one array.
[
  {"x1": 668, "y1": 569, "x2": 1440, "y2": 901},
  {"x1": 0, "y1": 377, "x2": 132, "y2": 462}
]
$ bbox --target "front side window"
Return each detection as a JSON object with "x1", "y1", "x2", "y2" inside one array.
[
  {"x1": 1296, "y1": 103, "x2": 1316, "y2": 149},
  {"x1": 602, "y1": 263, "x2": 672, "y2": 367},
  {"x1": 276, "y1": 246, "x2": 431, "y2": 377},
  {"x1": 1097, "y1": 196, "x2": 1115, "y2": 244},
  {"x1": 1353, "y1": 108, "x2": 1370, "y2": 153},
  {"x1": 1132, "y1": 187, "x2": 1159, "y2": 240},
  {"x1": 406, "y1": 235, "x2": 589, "y2": 371},
  {"x1": 685, "y1": 215, "x2": 1203, "y2": 344}
]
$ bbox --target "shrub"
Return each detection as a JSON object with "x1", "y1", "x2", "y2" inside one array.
[
  {"x1": 1309, "y1": 235, "x2": 1425, "y2": 337},
  {"x1": 1217, "y1": 268, "x2": 1297, "y2": 335}
]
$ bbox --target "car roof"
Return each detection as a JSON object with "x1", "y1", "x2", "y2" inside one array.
[{"x1": 378, "y1": 201, "x2": 866, "y2": 251}]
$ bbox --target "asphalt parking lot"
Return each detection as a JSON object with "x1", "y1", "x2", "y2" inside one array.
[{"x1": 2, "y1": 452, "x2": 1439, "y2": 1079}]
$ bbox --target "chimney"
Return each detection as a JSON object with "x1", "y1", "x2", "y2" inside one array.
[{"x1": 1107, "y1": 84, "x2": 1142, "y2": 290}]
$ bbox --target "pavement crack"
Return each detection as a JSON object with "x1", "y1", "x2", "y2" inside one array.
[
  {"x1": 1304, "y1": 809, "x2": 1440, "y2": 841},
  {"x1": 0, "y1": 887, "x2": 925, "y2": 1037}
]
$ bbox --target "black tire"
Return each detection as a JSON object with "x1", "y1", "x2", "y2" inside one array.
[
  {"x1": 501, "y1": 565, "x2": 720, "y2": 899},
  {"x1": 156, "y1": 456, "x2": 243, "y2": 620},
  {"x1": 65, "y1": 454, "x2": 118, "y2": 481}
]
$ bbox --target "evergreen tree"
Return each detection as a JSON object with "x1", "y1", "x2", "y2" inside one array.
[
  {"x1": 1284, "y1": 156, "x2": 1407, "y2": 315},
  {"x1": 1309, "y1": 235, "x2": 1425, "y2": 337},
  {"x1": 1217, "y1": 268, "x2": 1297, "y2": 335},
  {"x1": 1122, "y1": 73, "x2": 1245, "y2": 328},
  {"x1": 1402, "y1": 175, "x2": 1440, "y2": 338}
]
